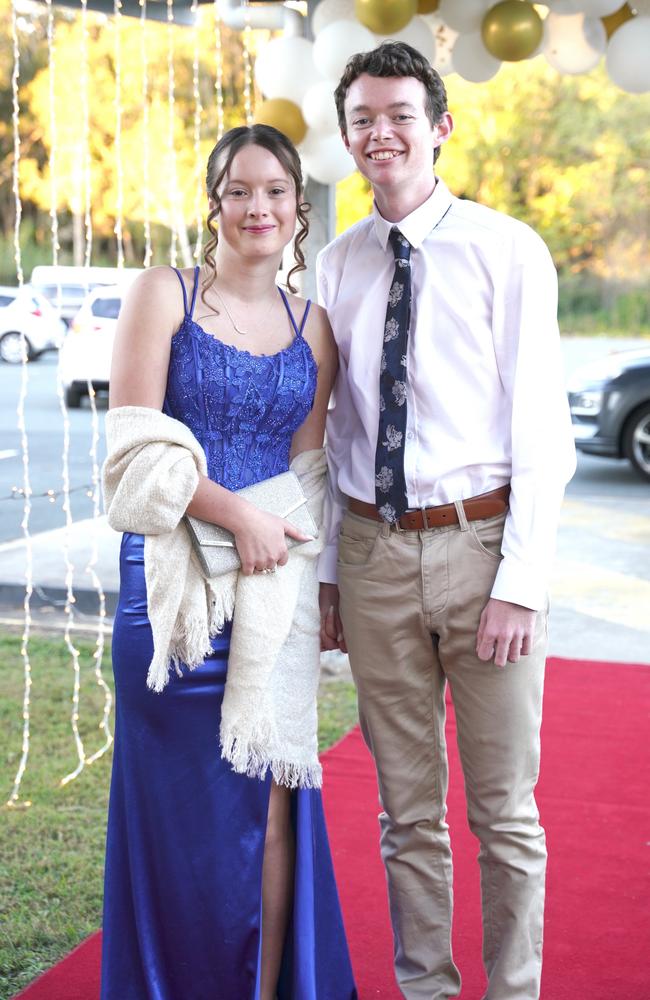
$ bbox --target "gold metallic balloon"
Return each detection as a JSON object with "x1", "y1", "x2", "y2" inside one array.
[
  {"x1": 602, "y1": 3, "x2": 635, "y2": 39},
  {"x1": 355, "y1": 0, "x2": 417, "y2": 35},
  {"x1": 254, "y1": 98, "x2": 307, "y2": 146},
  {"x1": 417, "y1": 0, "x2": 439, "y2": 13},
  {"x1": 481, "y1": 0, "x2": 543, "y2": 62}
]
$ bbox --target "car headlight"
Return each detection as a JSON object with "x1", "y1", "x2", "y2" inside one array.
[{"x1": 570, "y1": 389, "x2": 604, "y2": 417}]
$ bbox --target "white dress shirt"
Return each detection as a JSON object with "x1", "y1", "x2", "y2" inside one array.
[{"x1": 317, "y1": 178, "x2": 576, "y2": 610}]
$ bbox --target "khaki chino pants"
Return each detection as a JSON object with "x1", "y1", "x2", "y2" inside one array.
[{"x1": 337, "y1": 508, "x2": 548, "y2": 1000}]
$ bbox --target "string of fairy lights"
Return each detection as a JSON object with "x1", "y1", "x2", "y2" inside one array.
[
  {"x1": 47, "y1": 0, "x2": 90, "y2": 789},
  {"x1": 6, "y1": 0, "x2": 248, "y2": 807},
  {"x1": 242, "y1": 5, "x2": 254, "y2": 126},
  {"x1": 167, "y1": 0, "x2": 179, "y2": 266},
  {"x1": 6, "y1": 0, "x2": 31, "y2": 811},
  {"x1": 214, "y1": 0, "x2": 225, "y2": 139},
  {"x1": 81, "y1": 0, "x2": 93, "y2": 270},
  {"x1": 77, "y1": 0, "x2": 113, "y2": 778},
  {"x1": 192, "y1": 0, "x2": 204, "y2": 261},
  {"x1": 114, "y1": 0, "x2": 125, "y2": 270},
  {"x1": 140, "y1": 0, "x2": 153, "y2": 267}
]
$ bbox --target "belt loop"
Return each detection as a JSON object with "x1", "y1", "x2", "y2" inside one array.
[
  {"x1": 454, "y1": 499, "x2": 470, "y2": 532},
  {"x1": 381, "y1": 521, "x2": 391, "y2": 539}
]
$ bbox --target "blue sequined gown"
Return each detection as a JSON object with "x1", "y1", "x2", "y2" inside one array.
[{"x1": 101, "y1": 267, "x2": 357, "y2": 1000}]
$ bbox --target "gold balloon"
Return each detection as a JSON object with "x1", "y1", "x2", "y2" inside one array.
[
  {"x1": 417, "y1": 0, "x2": 439, "y2": 13},
  {"x1": 254, "y1": 98, "x2": 307, "y2": 146},
  {"x1": 481, "y1": 0, "x2": 543, "y2": 62},
  {"x1": 355, "y1": 0, "x2": 417, "y2": 35},
  {"x1": 601, "y1": 3, "x2": 635, "y2": 39}
]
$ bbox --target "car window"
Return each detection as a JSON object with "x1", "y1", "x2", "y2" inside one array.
[
  {"x1": 41, "y1": 285, "x2": 88, "y2": 300},
  {"x1": 0, "y1": 294, "x2": 16, "y2": 308},
  {"x1": 91, "y1": 297, "x2": 121, "y2": 319}
]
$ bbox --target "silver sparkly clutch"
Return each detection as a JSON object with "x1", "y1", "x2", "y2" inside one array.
[{"x1": 184, "y1": 470, "x2": 318, "y2": 578}]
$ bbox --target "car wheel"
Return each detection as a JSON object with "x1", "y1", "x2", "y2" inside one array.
[
  {"x1": 0, "y1": 331, "x2": 33, "y2": 364},
  {"x1": 622, "y1": 403, "x2": 650, "y2": 481},
  {"x1": 65, "y1": 385, "x2": 84, "y2": 408}
]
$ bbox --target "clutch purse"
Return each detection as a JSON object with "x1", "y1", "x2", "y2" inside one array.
[{"x1": 184, "y1": 470, "x2": 318, "y2": 578}]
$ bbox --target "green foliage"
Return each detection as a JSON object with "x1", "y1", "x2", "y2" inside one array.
[
  {"x1": 0, "y1": 630, "x2": 358, "y2": 998},
  {"x1": 335, "y1": 58, "x2": 650, "y2": 333},
  {"x1": 443, "y1": 60, "x2": 650, "y2": 283},
  {"x1": 0, "y1": 0, "x2": 252, "y2": 276}
]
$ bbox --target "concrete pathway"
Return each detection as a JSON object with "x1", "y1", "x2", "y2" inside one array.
[{"x1": 0, "y1": 481, "x2": 647, "y2": 666}]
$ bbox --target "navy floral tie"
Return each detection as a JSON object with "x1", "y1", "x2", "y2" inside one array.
[{"x1": 375, "y1": 227, "x2": 412, "y2": 524}]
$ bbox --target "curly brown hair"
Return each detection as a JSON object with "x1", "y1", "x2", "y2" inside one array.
[
  {"x1": 334, "y1": 41, "x2": 448, "y2": 164},
  {"x1": 202, "y1": 124, "x2": 310, "y2": 303}
]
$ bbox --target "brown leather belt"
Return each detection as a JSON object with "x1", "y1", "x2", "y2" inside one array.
[{"x1": 348, "y1": 485, "x2": 510, "y2": 531}]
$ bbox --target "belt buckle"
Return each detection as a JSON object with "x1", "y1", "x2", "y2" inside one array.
[{"x1": 420, "y1": 506, "x2": 430, "y2": 530}]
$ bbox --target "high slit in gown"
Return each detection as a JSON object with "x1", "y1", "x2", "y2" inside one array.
[{"x1": 100, "y1": 266, "x2": 357, "y2": 1000}]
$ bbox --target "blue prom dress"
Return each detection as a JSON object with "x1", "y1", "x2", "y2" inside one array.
[{"x1": 101, "y1": 267, "x2": 357, "y2": 1000}]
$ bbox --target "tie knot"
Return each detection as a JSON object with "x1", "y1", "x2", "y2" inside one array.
[{"x1": 389, "y1": 227, "x2": 411, "y2": 264}]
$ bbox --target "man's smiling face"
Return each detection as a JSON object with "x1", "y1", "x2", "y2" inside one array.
[{"x1": 342, "y1": 74, "x2": 444, "y2": 205}]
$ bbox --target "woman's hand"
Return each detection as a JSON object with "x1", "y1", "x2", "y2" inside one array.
[{"x1": 231, "y1": 501, "x2": 314, "y2": 576}]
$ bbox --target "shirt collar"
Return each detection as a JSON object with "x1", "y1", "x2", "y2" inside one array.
[{"x1": 372, "y1": 178, "x2": 454, "y2": 252}]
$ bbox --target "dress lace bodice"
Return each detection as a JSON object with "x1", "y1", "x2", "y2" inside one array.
[{"x1": 163, "y1": 268, "x2": 318, "y2": 490}]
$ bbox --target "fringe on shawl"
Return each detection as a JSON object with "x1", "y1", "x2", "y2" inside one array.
[
  {"x1": 145, "y1": 583, "x2": 236, "y2": 692},
  {"x1": 220, "y1": 726, "x2": 323, "y2": 789}
]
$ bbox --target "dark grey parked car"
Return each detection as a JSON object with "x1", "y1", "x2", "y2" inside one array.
[{"x1": 568, "y1": 347, "x2": 650, "y2": 481}]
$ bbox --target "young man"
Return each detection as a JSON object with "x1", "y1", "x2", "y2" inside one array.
[{"x1": 317, "y1": 42, "x2": 576, "y2": 1000}]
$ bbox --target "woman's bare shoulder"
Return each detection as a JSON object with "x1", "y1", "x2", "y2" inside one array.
[{"x1": 127, "y1": 264, "x2": 184, "y2": 297}]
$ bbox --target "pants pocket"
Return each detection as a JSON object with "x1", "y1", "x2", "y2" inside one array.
[{"x1": 467, "y1": 512, "x2": 507, "y2": 562}]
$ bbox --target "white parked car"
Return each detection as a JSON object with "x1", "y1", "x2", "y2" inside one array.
[
  {"x1": 31, "y1": 264, "x2": 141, "y2": 326},
  {"x1": 0, "y1": 284, "x2": 67, "y2": 364},
  {"x1": 58, "y1": 285, "x2": 125, "y2": 407}
]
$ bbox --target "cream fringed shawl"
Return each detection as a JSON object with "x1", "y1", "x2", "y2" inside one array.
[{"x1": 102, "y1": 405, "x2": 327, "y2": 789}]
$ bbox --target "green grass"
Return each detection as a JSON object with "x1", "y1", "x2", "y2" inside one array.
[{"x1": 0, "y1": 632, "x2": 358, "y2": 999}]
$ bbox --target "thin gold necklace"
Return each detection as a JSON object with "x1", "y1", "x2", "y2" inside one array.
[
  {"x1": 212, "y1": 287, "x2": 248, "y2": 336},
  {"x1": 213, "y1": 286, "x2": 281, "y2": 338}
]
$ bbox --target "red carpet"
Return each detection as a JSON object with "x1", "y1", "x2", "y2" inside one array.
[{"x1": 16, "y1": 657, "x2": 650, "y2": 999}]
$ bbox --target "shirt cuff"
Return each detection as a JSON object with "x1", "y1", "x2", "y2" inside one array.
[
  {"x1": 490, "y1": 557, "x2": 548, "y2": 612},
  {"x1": 318, "y1": 542, "x2": 339, "y2": 585}
]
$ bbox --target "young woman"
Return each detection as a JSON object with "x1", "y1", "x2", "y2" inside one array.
[{"x1": 100, "y1": 124, "x2": 357, "y2": 1000}]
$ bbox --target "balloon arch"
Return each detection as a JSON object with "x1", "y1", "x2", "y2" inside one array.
[{"x1": 250, "y1": 0, "x2": 650, "y2": 186}]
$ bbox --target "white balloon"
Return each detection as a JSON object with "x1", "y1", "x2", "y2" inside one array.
[
  {"x1": 543, "y1": 12, "x2": 606, "y2": 74},
  {"x1": 571, "y1": 0, "x2": 622, "y2": 13},
  {"x1": 423, "y1": 13, "x2": 458, "y2": 76},
  {"x1": 438, "y1": 0, "x2": 489, "y2": 33},
  {"x1": 254, "y1": 36, "x2": 322, "y2": 104},
  {"x1": 375, "y1": 16, "x2": 437, "y2": 65},
  {"x1": 302, "y1": 80, "x2": 340, "y2": 134},
  {"x1": 300, "y1": 130, "x2": 355, "y2": 185},
  {"x1": 544, "y1": 0, "x2": 581, "y2": 12},
  {"x1": 452, "y1": 30, "x2": 501, "y2": 82},
  {"x1": 313, "y1": 20, "x2": 377, "y2": 80},
  {"x1": 606, "y1": 15, "x2": 650, "y2": 93},
  {"x1": 312, "y1": 0, "x2": 356, "y2": 36}
]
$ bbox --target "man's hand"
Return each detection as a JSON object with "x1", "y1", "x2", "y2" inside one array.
[
  {"x1": 319, "y1": 583, "x2": 347, "y2": 653},
  {"x1": 476, "y1": 598, "x2": 537, "y2": 668}
]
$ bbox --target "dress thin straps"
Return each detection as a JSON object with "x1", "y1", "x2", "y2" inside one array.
[
  {"x1": 188, "y1": 265, "x2": 200, "y2": 320},
  {"x1": 277, "y1": 287, "x2": 311, "y2": 339},
  {"x1": 171, "y1": 267, "x2": 189, "y2": 317}
]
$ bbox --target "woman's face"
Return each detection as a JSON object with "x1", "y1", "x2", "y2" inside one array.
[{"x1": 214, "y1": 143, "x2": 298, "y2": 262}]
